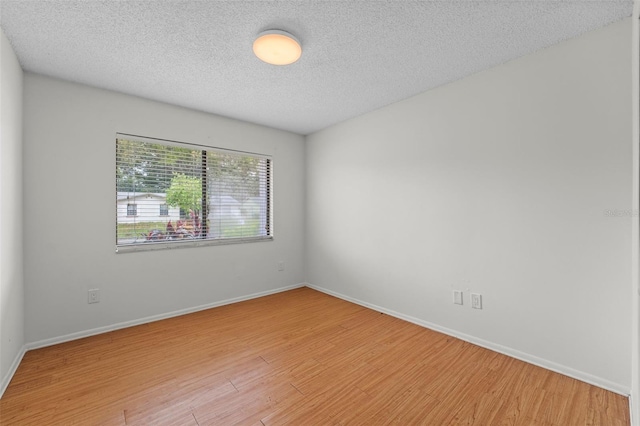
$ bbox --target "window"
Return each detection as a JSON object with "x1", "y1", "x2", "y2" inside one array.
[{"x1": 116, "y1": 134, "x2": 272, "y2": 251}]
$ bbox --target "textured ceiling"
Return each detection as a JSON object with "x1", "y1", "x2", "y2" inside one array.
[{"x1": 0, "y1": 1, "x2": 633, "y2": 135}]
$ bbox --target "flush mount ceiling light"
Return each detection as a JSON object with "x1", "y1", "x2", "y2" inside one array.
[{"x1": 253, "y1": 30, "x2": 302, "y2": 66}]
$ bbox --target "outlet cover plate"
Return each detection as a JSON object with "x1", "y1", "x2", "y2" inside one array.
[
  {"x1": 88, "y1": 289, "x2": 100, "y2": 304},
  {"x1": 453, "y1": 290, "x2": 463, "y2": 305},
  {"x1": 471, "y1": 293, "x2": 482, "y2": 309}
]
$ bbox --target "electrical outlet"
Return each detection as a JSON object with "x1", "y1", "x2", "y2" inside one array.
[
  {"x1": 88, "y1": 289, "x2": 100, "y2": 304},
  {"x1": 471, "y1": 293, "x2": 482, "y2": 309},
  {"x1": 278, "y1": 261, "x2": 285, "y2": 271},
  {"x1": 453, "y1": 290, "x2": 463, "y2": 305}
]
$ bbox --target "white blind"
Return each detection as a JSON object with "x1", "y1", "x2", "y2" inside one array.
[{"x1": 116, "y1": 135, "x2": 271, "y2": 250}]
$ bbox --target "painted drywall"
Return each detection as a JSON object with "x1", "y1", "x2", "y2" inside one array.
[
  {"x1": 631, "y1": 4, "x2": 639, "y2": 423},
  {"x1": 23, "y1": 74, "x2": 305, "y2": 344},
  {"x1": 306, "y1": 18, "x2": 632, "y2": 392},
  {"x1": 0, "y1": 29, "x2": 24, "y2": 392}
]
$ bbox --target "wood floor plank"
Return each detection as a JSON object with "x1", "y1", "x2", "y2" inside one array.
[{"x1": 0, "y1": 287, "x2": 629, "y2": 425}]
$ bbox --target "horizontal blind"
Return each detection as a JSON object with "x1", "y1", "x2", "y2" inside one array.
[{"x1": 116, "y1": 136, "x2": 271, "y2": 249}]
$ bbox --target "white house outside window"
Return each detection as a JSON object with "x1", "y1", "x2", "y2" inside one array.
[{"x1": 116, "y1": 134, "x2": 272, "y2": 252}]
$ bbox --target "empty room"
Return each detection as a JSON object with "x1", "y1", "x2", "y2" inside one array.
[{"x1": 1, "y1": 0, "x2": 639, "y2": 424}]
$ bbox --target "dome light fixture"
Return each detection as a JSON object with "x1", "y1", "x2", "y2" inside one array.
[{"x1": 253, "y1": 30, "x2": 302, "y2": 66}]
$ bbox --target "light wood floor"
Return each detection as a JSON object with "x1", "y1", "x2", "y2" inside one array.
[{"x1": 0, "y1": 287, "x2": 630, "y2": 425}]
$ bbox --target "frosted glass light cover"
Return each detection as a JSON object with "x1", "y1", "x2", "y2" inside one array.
[{"x1": 253, "y1": 30, "x2": 302, "y2": 65}]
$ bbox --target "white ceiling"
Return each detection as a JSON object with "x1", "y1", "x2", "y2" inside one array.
[{"x1": 0, "y1": 1, "x2": 633, "y2": 135}]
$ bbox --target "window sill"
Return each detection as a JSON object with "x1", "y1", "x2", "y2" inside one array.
[{"x1": 116, "y1": 236, "x2": 273, "y2": 253}]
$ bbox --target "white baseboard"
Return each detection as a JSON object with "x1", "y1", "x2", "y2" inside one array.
[
  {"x1": 26, "y1": 283, "x2": 305, "y2": 351},
  {"x1": 0, "y1": 345, "x2": 26, "y2": 399},
  {"x1": 305, "y1": 283, "x2": 629, "y2": 397},
  {"x1": 629, "y1": 390, "x2": 640, "y2": 426}
]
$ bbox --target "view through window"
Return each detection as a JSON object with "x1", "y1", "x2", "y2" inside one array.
[{"x1": 116, "y1": 135, "x2": 271, "y2": 250}]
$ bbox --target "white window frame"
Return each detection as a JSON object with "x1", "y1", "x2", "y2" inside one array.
[{"x1": 116, "y1": 133, "x2": 273, "y2": 253}]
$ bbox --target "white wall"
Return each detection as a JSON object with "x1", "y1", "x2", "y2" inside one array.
[
  {"x1": 631, "y1": 4, "x2": 639, "y2": 423},
  {"x1": 23, "y1": 74, "x2": 305, "y2": 344},
  {"x1": 0, "y1": 30, "x2": 24, "y2": 393},
  {"x1": 306, "y1": 19, "x2": 632, "y2": 392}
]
